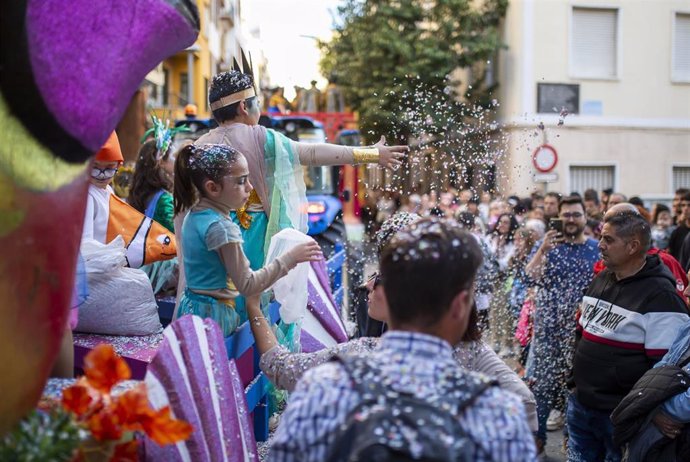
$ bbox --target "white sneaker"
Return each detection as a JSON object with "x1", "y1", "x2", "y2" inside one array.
[{"x1": 546, "y1": 409, "x2": 565, "y2": 431}]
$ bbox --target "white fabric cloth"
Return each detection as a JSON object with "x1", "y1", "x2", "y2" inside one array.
[
  {"x1": 82, "y1": 184, "x2": 113, "y2": 243},
  {"x1": 265, "y1": 228, "x2": 312, "y2": 323}
]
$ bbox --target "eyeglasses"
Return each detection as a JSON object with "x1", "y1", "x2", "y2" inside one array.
[
  {"x1": 561, "y1": 212, "x2": 584, "y2": 219},
  {"x1": 91, "y1": 167, "x2": 119, "y2": 180},
  {"x1": 367, "y1": 272, "x2": 382, "y2": 290}
]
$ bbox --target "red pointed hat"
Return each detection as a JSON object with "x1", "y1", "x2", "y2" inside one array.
[{"x1": 95, "y1": 131, "x2": 124, "y2": 162}]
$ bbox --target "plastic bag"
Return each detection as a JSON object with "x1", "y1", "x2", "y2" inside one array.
[
  {"x1": 77, "y1": 237, "x2": 162, "y2": 335},
  {"x1": 265, "y1": 229, "x2": 312, "y2": 323},
  {"x1": 81, "y1": 236, "x2": 127, "y2": 276}
]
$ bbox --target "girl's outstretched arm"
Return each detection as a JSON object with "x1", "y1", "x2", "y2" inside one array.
[{"x1": 219, "y1": 240, "x2": 322, "y2": 296}]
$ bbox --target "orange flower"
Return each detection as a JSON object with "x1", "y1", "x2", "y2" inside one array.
[
  {"x1": 88, "y1": 409, "x2": 123, "y2": 441},
  {"x1": 58, "y1": 343, "x2": 192, "y2": 450},
  {"x1": 110, "y1": 440, "x2": 139, "y2": 462},
  {"x1": 83, "y1": 344, "x2": 131, "y2": 394},
  {"x1": 141, "y1": 406, "x2": 193, "y2": 445},
  {"x1": 62, "y1": 384, "x2": 94, "y2": 417},
  {"x1": 113, "y1": 384, "x2": 150, "y2": 429}
]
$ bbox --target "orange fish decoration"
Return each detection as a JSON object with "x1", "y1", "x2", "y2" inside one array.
[{"x1": 106, "y1": 195, "x2": 176, "y2": 268}]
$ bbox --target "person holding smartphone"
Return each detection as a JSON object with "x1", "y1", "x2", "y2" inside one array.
[{"x1": 523, "y1": 195, "x2": 600, "y2": 455}]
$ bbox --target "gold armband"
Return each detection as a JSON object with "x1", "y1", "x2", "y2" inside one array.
[{"x1": 352, "y1": 148, "x2": 380, "y2": 164}]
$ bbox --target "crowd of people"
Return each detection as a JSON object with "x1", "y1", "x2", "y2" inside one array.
[
  {"x1": 353, "y1": 186, "x2": 690, "y2": 460},
  {"x1": 64, "y1": 56, "x2": 690, "y2": 461}
]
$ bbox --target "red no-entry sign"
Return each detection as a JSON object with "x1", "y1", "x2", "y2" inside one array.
[{"x1": 532, "y1": 144, "x2": 558, "y2": 173}]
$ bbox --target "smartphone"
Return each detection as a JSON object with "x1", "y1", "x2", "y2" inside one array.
[{"x1": 549, "y1": 218, "x2": 564, "y2": 234}]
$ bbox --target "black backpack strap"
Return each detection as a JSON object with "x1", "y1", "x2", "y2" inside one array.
[{"x1": 678, "y1": 347, "x2": 690, "y2": 369}]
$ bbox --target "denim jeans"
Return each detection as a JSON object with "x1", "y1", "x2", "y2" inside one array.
[{"x1": 566, "y1": 394, "x2": 622, "y2": 462}]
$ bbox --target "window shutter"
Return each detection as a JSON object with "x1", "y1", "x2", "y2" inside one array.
[
  {"x1": 570, "y1": 166, "x2": 615, "y2": 195},
  {"x1": 673, "y1": 13, "x2": 690, "y2": 81},
  {"x1": 571, "y1": 8, "x2": 618, "y2": 78},
  {"x1": 673, "y1": 166, "x2": 690, "y2": 190}
]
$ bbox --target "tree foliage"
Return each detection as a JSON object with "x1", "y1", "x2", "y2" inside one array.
[{"x1": 320, "y1": 0, "x2": 509, "y2": 146}]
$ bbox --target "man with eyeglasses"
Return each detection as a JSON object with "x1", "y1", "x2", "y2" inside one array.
[{"x1": 524, "y1": 195, "x2": 600, "y2": 455}]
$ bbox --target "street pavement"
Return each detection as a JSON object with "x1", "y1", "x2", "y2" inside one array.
[{"x1": 544, "y1": 431, "x2": 567, "y2": 461}]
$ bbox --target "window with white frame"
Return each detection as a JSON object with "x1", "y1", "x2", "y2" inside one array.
[
  {"x1": 570, "y1": 165, "x2": 615, "y2": 195},
  {"x1": 673, "y1": 13, "x2": 690, "y2": 82},
  {"x1": 673, "y1": 166, "x2": 690, "y2": 191},
  {"x1": 571, "y1": 7, "x2": 618, "y2": 79}
]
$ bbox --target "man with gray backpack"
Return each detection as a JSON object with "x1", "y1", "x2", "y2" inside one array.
[{"x1": 270, "y1": 218, "x2": 536, "y2": 461}]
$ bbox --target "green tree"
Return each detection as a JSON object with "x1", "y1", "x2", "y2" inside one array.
[{"x1": 320, "y1": 0, "x2": 508, "y2": 150}]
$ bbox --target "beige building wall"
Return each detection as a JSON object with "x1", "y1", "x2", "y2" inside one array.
[{"x1": 497, "y1": 0, "x2": 690, "y2": 198}]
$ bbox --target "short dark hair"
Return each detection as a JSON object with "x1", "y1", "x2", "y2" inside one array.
[
  {"x1": 558, "y1": 195, "x2": 585, "y2": 213},
  {"x1": 586, "y1": 218, "x2": 601, "y2": 231},
  {"x1": 604, "y1": 211, "x2": 651, "y2": 252},
  {"x1": 675, "y1": 188, "x2": 689, "y2": 196},
  {"x1": 516, "y1": 198, "x2": 531, "y2": 214},
  {"x1": 583, "y1": 188, "x2": 599, "y2": 204},
  {"x1": 545, "y1": 191, "x2": 562, "y2": 201},
  {"x1": 628, "y1": 196, "x2": 644, "y2": 207},
  {"x1": 380, "y1": 218, "x2": 482, "y2": 328},
  {"x1": 456, "y1": 211, "x2": 476, "y2": 229},
  {"x1": 208, "y1": 71, "x2": 257, "y2": 123},
  {"x1": 652, "y1": 203, "x2": 670, "y2": 224},
  {"x1": 682, "y1": 192, "x2": 690, "y2": 202}
]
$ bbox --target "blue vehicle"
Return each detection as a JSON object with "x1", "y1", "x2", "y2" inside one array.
[{"x1": 258, "y1": 115, "x2": 347, "y2": 257}]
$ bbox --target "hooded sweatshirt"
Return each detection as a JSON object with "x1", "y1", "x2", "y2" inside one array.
[{"x1": 573, "y1": 254, "x2": 689, "y2": 411}]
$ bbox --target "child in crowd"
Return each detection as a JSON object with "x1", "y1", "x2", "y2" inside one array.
[
  {"x1": 129, "y1": 132, "x2": 180, "y2": 294},
  {"x1": 59, "y1": 133, "x2": 121, "y2": 377},
  {"x1": 129, "y1": 140, "x2": 175, "y2": 232},
  {"x1": 173, "y1": 143, "x2": 322, "y2": 336},
  {"x1": 82, "y1": 131, "x2": 123, "y2": 242},
  {"x1": 651, "y1": 203, "x2": 676, "y2": 251}
]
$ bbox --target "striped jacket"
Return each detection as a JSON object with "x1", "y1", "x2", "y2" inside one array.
[{"x1": 574, "y1": 254, "x2": 690, "y2": 411}]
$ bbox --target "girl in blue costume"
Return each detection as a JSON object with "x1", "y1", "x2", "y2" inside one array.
[{"x1": 173, "y1": 143, "x2": 322, "y2": 336}]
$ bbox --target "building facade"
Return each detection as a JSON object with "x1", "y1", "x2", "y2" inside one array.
[
  {"x1": 497, "y1": 0, "x2": 690, "y2": 201},
  {"x1": 115, "y1": 0, "x2": 246, "y2": 161}
]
